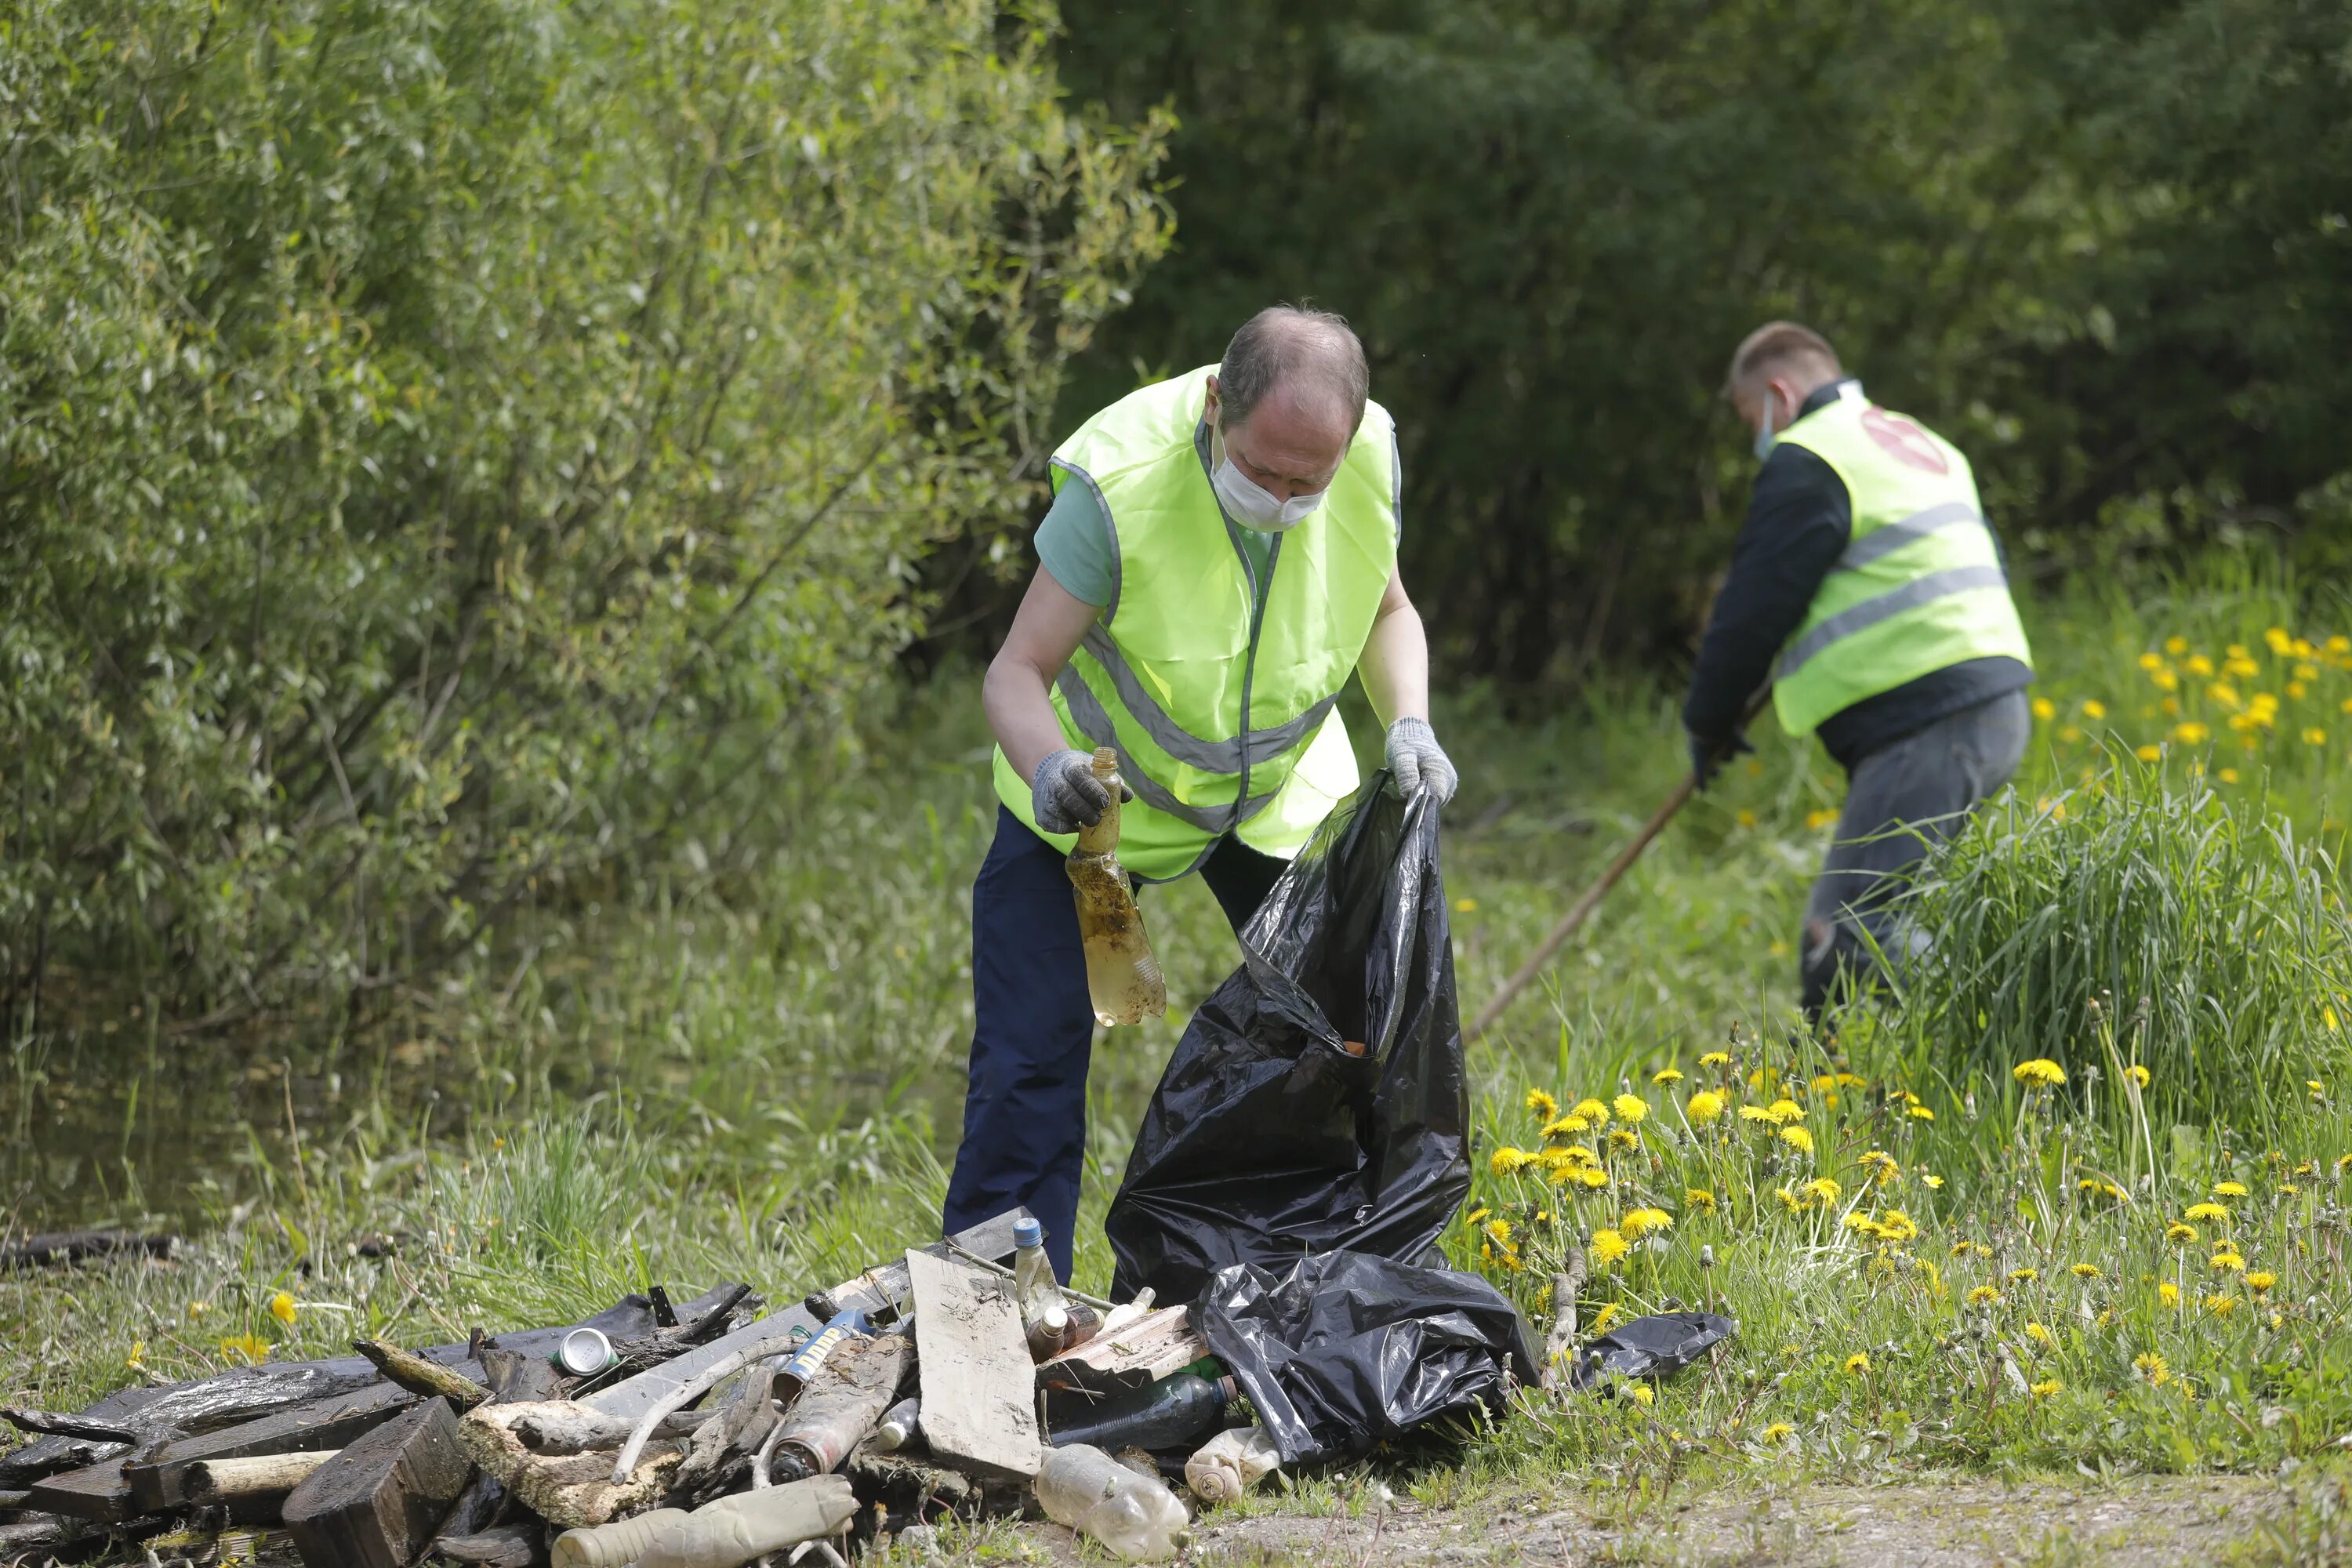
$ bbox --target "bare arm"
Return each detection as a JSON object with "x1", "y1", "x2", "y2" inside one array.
[
  {"x1": 985, "y1": 568, "x2": 1102, "y2": 786},
  {"x1": 1355, "y1": 566, "x2": 1431, "y2": 728}
]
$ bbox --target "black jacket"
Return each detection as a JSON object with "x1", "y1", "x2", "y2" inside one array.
[{"x1": 1682, "y1": 380, "x2": 2031, "y2": 772}]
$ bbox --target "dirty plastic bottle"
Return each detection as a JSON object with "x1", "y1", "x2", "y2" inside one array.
[
  {"x1": 1034, "y1": 1443, "x2": 1192, "y2": 1562},
  {"x1": 1067, "y1": 749, "x2": 1167, "y2": 1027},
  {"x1": 870, "y1": 1395, "x2": 920, "y2": 1453},
  {"x1": 1185, "y1": 1425, "x2": 1280, "y2": 1504},
  {"x1": 1047, "y1": 1372, "x2": 1232, "y2": 1452},
  {"x1": 1012, "y1": 1218, "x2": 1065, "y2": 1330}
]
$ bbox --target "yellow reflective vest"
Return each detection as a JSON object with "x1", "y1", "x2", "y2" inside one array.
[
  {"x1": 992, "y1": 365, "x2": 1399, "y2": 880},
  {"x1": 1770, "y1": 387, "x2": 2034, "y2": 738}
]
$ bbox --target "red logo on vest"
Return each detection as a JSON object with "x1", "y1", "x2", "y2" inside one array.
[{"x1": 1861, "y1": 408, "x2": 1949, "y2": 474}]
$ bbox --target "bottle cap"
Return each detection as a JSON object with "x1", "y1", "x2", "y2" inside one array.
[
  {"x1": 1012, "y1": 1218, "x2": 1044, "y2": 1248},
  {"x1": 1042, "y1": 1303, "x2": 1069, "y2": 1331}
]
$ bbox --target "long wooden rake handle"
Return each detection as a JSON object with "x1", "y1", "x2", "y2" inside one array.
[
  {"x1": 1464, "y1": 774, "x2": 1698, "y2": 1043},
  {"x1": 1465, "y1": 689, "x2": 1769, "y2": 1044}
]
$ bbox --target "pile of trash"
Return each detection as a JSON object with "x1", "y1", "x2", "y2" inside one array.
[{"x1": 0, "y1": 778, "x2": 1733, "y2": 1566}]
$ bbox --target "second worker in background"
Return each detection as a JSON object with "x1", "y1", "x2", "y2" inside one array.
[
  {"x1": 946, "y1": 305, "x2": 1455, "y2": 1278},
  {"x1": 1685, "y1": 323, "x2": 2035, "y2": 1022}
]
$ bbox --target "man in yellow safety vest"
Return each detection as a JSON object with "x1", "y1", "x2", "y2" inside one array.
[
  {"x1": 1684, "y1": 322, "x2": 2034, "y2": 1020},
  {"x1": 948, "y1": 305, "x2": 1455, "y2": 1276}
]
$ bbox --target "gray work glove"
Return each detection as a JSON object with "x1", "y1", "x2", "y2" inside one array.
[
  {"x1": 1031, "y1": 748, "x2": 1130, "y2": 835},
  {"x1": 1384, "y1": 717, "x2": 1457, "y2": 805}
]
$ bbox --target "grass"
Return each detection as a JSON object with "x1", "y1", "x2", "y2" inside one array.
[{"x1": 3, "y1": 569, "x2": 2350, "y2": 1560}]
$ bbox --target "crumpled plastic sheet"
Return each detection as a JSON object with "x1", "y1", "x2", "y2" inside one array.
[
  {"x1": 1563, "y1": 1311, "x2": 1737, "y2": 1392},
  {"x1": 1195, "y1": 1249, "x2": 1542, "y2": 1466},
  {"x1": 1105, "y1": 774, "x2": 1469, "y2": 1305}
]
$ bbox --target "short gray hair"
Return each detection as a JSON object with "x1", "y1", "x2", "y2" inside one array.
[{"x1": 1218, "y1": 305, "x2": 1370, "y2": 434}]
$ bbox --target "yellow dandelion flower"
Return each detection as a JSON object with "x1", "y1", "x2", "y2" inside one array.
[
  {"x1": 2125, "y1": 1064, "x2": 2150, "y2": 1087},
  {"x1": 1907, "y1": 1104, "x2": 1935, "y2": 1120},
  {"x1": 2159, "y1": 1282, "x2": 2180, "y2": 1308},
  {"x1": 2135, "y1": 743, "x2": 2161, "y2": 763},
  {"x1": 2212, "y1": 1181, "x2": 2248, "y2": 1198},
  {"x1": 1609, "y1": 1128, "x2": 1641, "y2": 1151},
  {"x1": 2205, "y1": 1294, "x2": 2238, "y2": 1317},
  {"x1": 1779, "y1": 1126, "x2": 1814, "y2": 1154},
  {"x1": 1762, "y1": 1421, "x2": 1795, "y2": 1442},
  {"x1": 2069, "y1": 1263, "x2": 2100, "y2": 1279},
  {"x1": 1541, "y1": 1113, "x2": 1592, "y2": 1138},
  {"x1": 1765, "y1": 1098, "x2": 1806, "y2": 1124},
  {"x1": 1698, "y1": 1051, "x2": 1730, "y2": 1068},
  {"x1": 1953, "y1": 1241, "x2": 1990, "y2": 1259},
  {"x1": 219, "y1": 1334, "x2": 271, "y2": 1367},
  {"x1": 1739, "y1": 1105, "x2": 1776, "y2": 1124},
  {"x1": 1619, "y1": 1207, "x2": 1675, "y2": 1239},
  {"x1": 1526, "y1": 1088, "x2": 1560, "y2": 1120},
  {"x1": 2082, "y1": 699, "x2": 2107, "y2": 720},
  {"x1": 2031, "y1": 696, "x2": 2057, "y2": 721},
  {"x1": 1464, "y1": 1205, "x2": 1489, "y2": 1225},
  {"x1": 126, "y1": 1340, "x2": 147, "y2": 1370},
  {"x1": 2304, "y1": 728, "x2": 2328, "y2": 746},
  {"x1": 2013, "y1": 1059, "x2": 2067, "y2": 1088},
  {"x1": 1485, "y1": 1217, "x2": 1514, "y2": 1246},
  {"x1": 2137, "y1": 652, "x2": 2165, "y2": 672},
  {"x1": 1966, "y1": 1286, "x2": 2002, "y2": 1305},
  {"x1": 1922, "y1": 1173, "x2": 1945, "y2": 1189},
  {"x1": 1874, "y1": 1209, "x2": 1919, "y2": 1243},
  {"x1": 2024, "y1": 1321, "x2": 2054, "y2": 1346},
  {"x1": 2030, "y1": 1379, "x2": 2062, "y2": 1399},
  {"x1": 2209, "y1": 1248, "x2": 2245, "y2": 1272},
  {"x1": 1613, "y1": 1094, "x2": 1650, "y2": 1123},
  {"x1": 2009, "y1": 1268, "x2": 2039, "y2": 1284},
  {"x1": 1591, "y1": 1228, "x2": 1629, "y2": 1266},
  {"x1": 1651, "y1": 1069, "x2": 1683, "y2": 1086},
  {"x1": 1686, "y1": 1090, "x2": 1726, "y2": 1125},
  {"x1": 1775, "y1": 1185, "x2": 1802, "y2": 1210},
  {"x1": 1577, "y1": 1167, "x2": 1609, "y2": 1189},
  {"x1": 2220, "y1": 767, "x2": 2240, "y2": 783},
  {"x1": 1571, "y1": 1098, "x2": 1610, "y2": 1126},
  {"x1": 1588, "y1": 1301, "x2": 1625, "y2": 1334},
  {"x1": 1454, "y1": 896, "x2": 1479, "y2": 913},
  {"x1": 1490, "y1": 1146, "x2": 1534, "y2": 1176},
  {"x1": 1805, "y1": 1176, "x2": 1842, "y2": 1204},
  {"x1": 2245, "y1": 1270, "x2": 2276, "y2": 1293},
  {"x1": 1624, "y1": 1382, "x2": 1655, "y2": 1406},
  {"x1": 2135, "y1": 1352, "x2": 2169, "y2": 1386},
  {"x1": 1845, "y1": 1212, "x2": 1883, "y2": 1240},
  {"x1": 2183, "y1": 1201, "x2": 2229, "y2": 1224},
  {"x1": 2165, "y1": 636, "x2": 2190, "y2": 655},
  {"x1": 2165, "y1": 1222, "x2": 2198, "y2": 1244},
  {"x1": 268, "y1": 1291, "x2": 299, "y2": 1327},
  {"x1": 1684, "y1": 1189, "x2": 1716, "y2": 1214},
  {"x1": 1843, "y1": 1352, "x2": 1870, "y2": 1376}
]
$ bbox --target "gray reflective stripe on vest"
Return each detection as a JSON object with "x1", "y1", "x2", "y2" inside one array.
[
  {"x1": 1835, "y1": 501, "x2": 1986, "y2": 572},
  {"x1": 1775, "y1": 564, "x2": 2012, "y2": 679},
  {"x1": 1056, "y1": 667, "x2": 1279, "y2": 833},
  {"x1": 1075, "y1": 627, "x2": 1338, "y2": 775}
]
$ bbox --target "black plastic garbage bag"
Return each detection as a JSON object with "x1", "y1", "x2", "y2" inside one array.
[
  {"x1": 1564, "y1": 1311, "x2": 1737, "y2": 1392},
  {"x1": 1105, "y1": 776, "x2": 1468, "y2": 1304},
  {"x1": 1195, "y1": 1249, "x2": 1541, "y2": 1465}
]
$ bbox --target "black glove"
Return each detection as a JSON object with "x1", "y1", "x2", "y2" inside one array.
[{"x1": 1687, "y1": 728, "x2": 1754, "y2": 792}]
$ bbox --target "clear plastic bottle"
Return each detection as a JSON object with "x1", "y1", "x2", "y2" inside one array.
[
  {"x1": 1033, "y1": 1443, "x2": 1192, "y2": 1562},
  {"x1": 1011, "y1": 1217, "x2": 1065, "y2": 1331},
  {"x1": 1066, "y1": 749, "x2": 1167, "y2": 1027}
]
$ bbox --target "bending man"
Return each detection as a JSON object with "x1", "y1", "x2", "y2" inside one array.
[
  {"x1": 1685, "y1": 322, "x2": 2034, "y2": 1019},
  {"x1": 946, "y1": 305, "x2": 1454, "y2": 1277}
]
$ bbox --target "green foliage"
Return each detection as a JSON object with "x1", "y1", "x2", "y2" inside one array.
[
  {"x1": 0, "y1": 0, "x2": 1170, "y2": 1022},
  {"x1": 1051, "y1": 0, "x2": 2352, "y2": 682},
  {"x1": 1882, "y1": 765, "x2": 2352, "y2": 1139}
]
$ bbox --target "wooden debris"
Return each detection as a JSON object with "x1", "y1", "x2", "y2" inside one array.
[
  {"x1": 583, "y1": 1314, "x2": 818, "y2": 1425},
  {"x1": 434, "y1": 1523, "x2": 544, "y2": 1567},
  {"x1": 808, "y1": 1208, "x2": 1032, "y2": 1322},
  {"x1": 354, "y1": 1339, "x2": 494, "y2": 1410},
  {"x1": 127, "y1": 1381, "x2": 419, "y2": 1512},
  {"x1": 459, "y1": 1403, "x2": 683, "y2": 1530},
  {"x1": 0, "y1": 1406, "x2": 139, "y2": 1443},
  {"x1": 183, "y1": 1449, "x2": 339, "y2": 1504},
  {"x1": 1036, "y1": 1305, "x2": 1203, "y2": 1395},
  {"x1": 1541, "y1": 1249, "x2": 1588, "y2": 1393},
  {"x1": 906, "y1": 1250, "x2": 1040, "y2": 1480},
  {"x1": 668, "y1": 1363, "x2": 777, "y2": 1501},
  {"x1": 283, "y1": 1396, "x2": 473, "y2": 1568},
  {"x1": 0, "y1": 1514, "x2": 71, "y2": 1556},
  {"x1": 24, "y1": 1457, "x2": 133, "y2": 1522},
  {"x1": 474, "y1": 1400, "x2": 703, "y2": 1458},
  {"x1": 479, "y1": 1347, "x2": 567, "y2": 1406},
  {"x1": 0, "y1": 1229, "x2": 179, "y2": 1270}
]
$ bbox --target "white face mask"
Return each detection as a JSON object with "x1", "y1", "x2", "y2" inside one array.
[{"x1": 1210, "y1": 423, "x2": 1327, "y2": 531}]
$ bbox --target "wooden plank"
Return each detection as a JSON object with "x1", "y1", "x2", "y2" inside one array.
[
  {"x1": 284, "y1": 1396, "x2": 473, "y2": 1568},
  {"x1": 1035, "y1": 1305, "x2": 1203, "y2": 1395},
  {"x1": 807, "y1": 1208, "x2": 1033, "y2": 1321},
  {"x1": 0, "y1": 1230, "x2": 179, "y2": 1270},
  {"x1": 126, "y1": 1381, "x2": 420, "y2": 1513},
  {"x1": 906, "y1": 1250, "x2": 1040, "y2": 1480},
  {"x1": 24, "y1": 1457, "x2": 133, "y2": 1523}
]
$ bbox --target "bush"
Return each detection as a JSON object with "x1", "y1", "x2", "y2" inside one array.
[
  {"x1": 1874, "y1": 759, "x2": 2352, "y2": 1139},
  {"x1": 0, "y1": 0, "x2": 1169, "y2": 1026}
]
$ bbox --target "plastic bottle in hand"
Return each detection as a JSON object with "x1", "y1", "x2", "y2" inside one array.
[
  {"x1": 1034, "y1": 1443, "x2": 1192, "y2": 1562},
  {"x1": 1066, "y1": 749, "x2": 1167, "y2": 1027}
]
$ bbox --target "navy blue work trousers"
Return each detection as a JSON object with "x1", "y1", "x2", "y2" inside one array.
[{"x1": 942, "y1": 807, "x2": 1286, "y2": 1280}]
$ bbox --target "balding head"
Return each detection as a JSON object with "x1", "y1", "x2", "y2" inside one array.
[
  {"x1": 1725, "y1": 322, "x2": 1843, "y2": 441},
  {"x1": 1207, "y1": 306, "x2": 1370, "y2": 502}
]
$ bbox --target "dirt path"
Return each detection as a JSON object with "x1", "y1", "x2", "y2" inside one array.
[{"x1": 993, "y1": 1474, "x2": 2285, "y2": 1566}]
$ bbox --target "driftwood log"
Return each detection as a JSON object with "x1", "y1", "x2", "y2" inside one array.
[
  {"x1": 0, "y1": 1230, "x2": 179, "y2": 1270},
  {"x1": 183, "y1": 1449, "x2": 339, "y2": 1504},
  {"x1": 283, "y1": 1397, "x2": 474, "y2": 1568},
  {"x1": 354, "y1": 1339, "x2": 493, "y2": 1410},
  {"x1": 435, "y1": 1523, "x2": 544, "y2": 1567},
  {"x1": 127, "y1": 1381, "x2": 420, "y2": 1512},
  {"x1": 459, "y1": 1402, "x2": 684, "y2": 1530},
  {"x1": 0, "y1": 1406, "x2": 139, "y2": 1444}
]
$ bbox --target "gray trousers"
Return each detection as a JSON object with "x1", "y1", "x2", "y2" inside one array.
[{"x1": 1801, "y1": 688, "x2": 2031, "y2": 1015}]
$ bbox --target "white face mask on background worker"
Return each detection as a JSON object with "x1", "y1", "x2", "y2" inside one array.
[{"x1": 1202, "y1": 375, "x2": 1347, "y2": 532}]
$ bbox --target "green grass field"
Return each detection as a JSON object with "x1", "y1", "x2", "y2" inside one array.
[{"x1": 4, "y1": 570, "x2": 2349, "y2": 1559}]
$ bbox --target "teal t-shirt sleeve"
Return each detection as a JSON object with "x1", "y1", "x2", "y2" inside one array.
[{"x1": 1033, "y1": 480, "x2": 1113, "y2": 608}]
